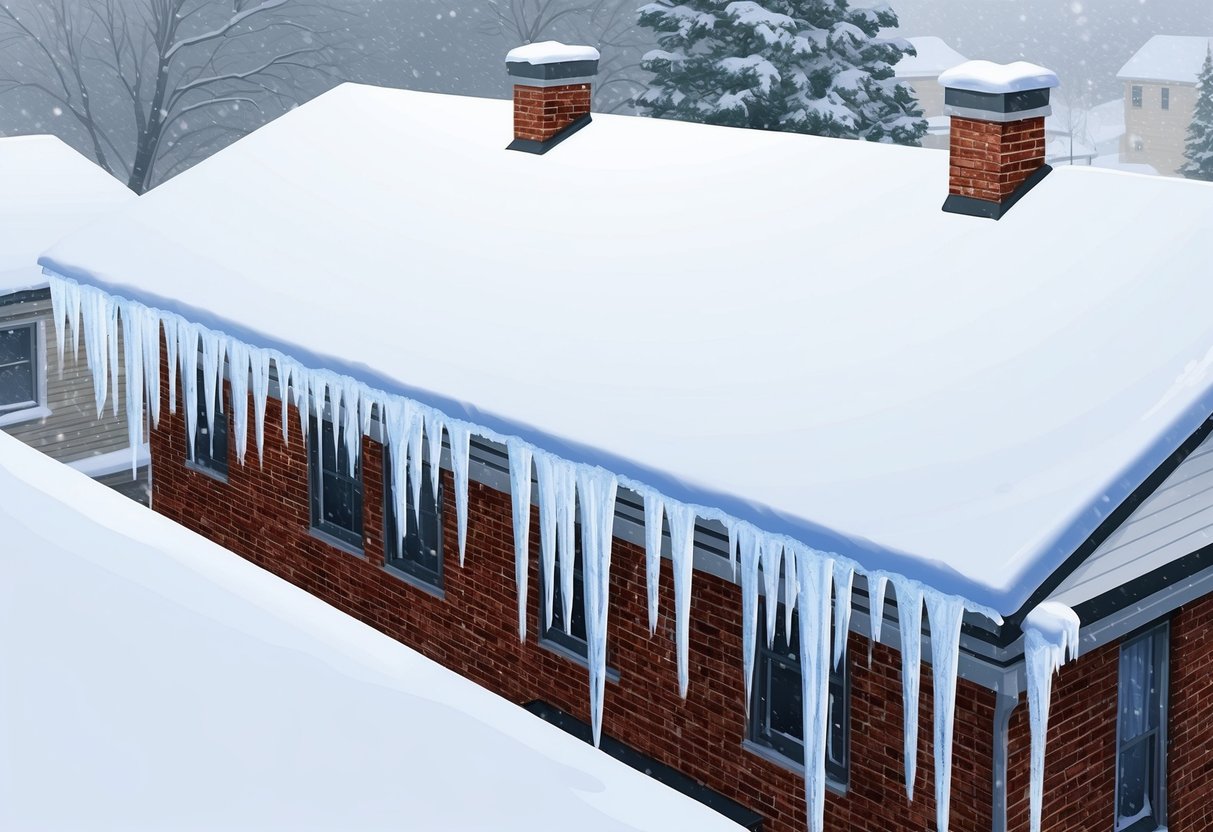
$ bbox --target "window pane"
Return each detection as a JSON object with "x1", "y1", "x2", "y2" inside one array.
[
  {"x1": 550, "y1": 558, "x2": 588, "y2": 643},
  {"x1": 0, "y1": 325, "x2": 32, "y2": 365},
  {"x1": 323, "y1": 477, "x2": 356, "y2": 530},
  {"x1": 768, "y1": 660, "x2": 803, "y2": 741},
  {"x1": 1118, "y1": 635, "x2": 1155, "y2": 741},
  {"x1": 1116, "y1": 742, "x2": 1154, "y2": 828},
  {"x1": 0, "y1": 362, "x2": 35, "y2": 407}
]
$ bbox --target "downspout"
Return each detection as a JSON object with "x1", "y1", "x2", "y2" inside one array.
[{"x1": 992, "y1": 678, "x2": 1021, "y2": 832}]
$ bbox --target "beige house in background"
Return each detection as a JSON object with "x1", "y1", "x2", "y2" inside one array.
[
  {"x1": 0, "y1": 136, "x2": 143, "y2": 500},
  {"x1": 895, "y1": 36, "x2": 967, "y2": 149},
  {"x1": 1118, "y1": 35, "x2": 1212, "y2": 176}
]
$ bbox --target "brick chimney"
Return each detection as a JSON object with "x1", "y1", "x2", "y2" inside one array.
[
  {"x1": 506, "y1": 41, "x2": 600, "y2": 154},
  {"x1": 939, "y1": 60, "x2": 1060, "y2": 220}
]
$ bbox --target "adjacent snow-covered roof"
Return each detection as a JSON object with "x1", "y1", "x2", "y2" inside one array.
[
  {"x1": 937, "y1": 60, "x2": 1059, "y2": 94},
  {"x1": 0, "y1": 135, "x2": 132, "y2": 295},
  {"x1": 0, "y1": 429, "x2": 743, "y2": 831},
  {"x1": 1117, "y1": 35, "x2": 1213, "y2": 84},
  {"x1": 40, "y1": 85, "x2": 1213, "y2": 615},
  {"x1": 895, "y1": 36, "x2": 968, "y2": 78}
]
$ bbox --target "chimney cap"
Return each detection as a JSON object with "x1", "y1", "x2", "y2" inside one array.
[
  {"x1": 506, "y1": 41, "x2": 600, "y2": 66},
  {"x1": 938, "y1": 60, "x2": 1059, "y2": 95}
]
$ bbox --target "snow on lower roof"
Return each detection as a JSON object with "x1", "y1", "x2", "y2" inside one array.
[
  {"x1": 1117, "y1": 35, "x2": 1213, "y2": 84},
  {"x1": 0, "y1": 135, "x2": 132, "y2": 294},
  {"x1": 894, "y1": 36, "x2": 968, "y2": 78},
  {"x1": 39, "y1": 84, "x2": 1213, "y2": 615},
  {"x1": 937, "y1": 60, "x2": 1059, "y2": 94},
  {"x1": 0, "y1": 430, "x2": 742, "y2": 831}
]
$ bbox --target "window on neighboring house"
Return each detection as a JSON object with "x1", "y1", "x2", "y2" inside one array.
[
  {"x1": 0, "y1": 323, "x2": 38, "y2": 414},
  {"x1": 540, "y1": 526, "x2": 588, "y2": 660},
  {"x1": 383, "y1": 448, "x2": 444, "y2": 589},
  {"x1": 749, "y1": 600, "x2": 849, "y2": 787},
  {"x1": 1161, "y1": 87, "x2": 1170, "y2": 110},
  {"x1": 1115, "y1": 623, "x2": 1169, "y2": 832},
  {"x1": 308, "y1": 416, "x2": 364, "y2": 550},
  {"x1": 189, "y1": 370, "x2": 228, "y2": 478},
  {"x1": 1132, "y1": 85, "x2": 1143, "y2": 108}
]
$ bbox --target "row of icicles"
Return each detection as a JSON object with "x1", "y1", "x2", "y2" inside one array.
[{"x1": 49, "y1": 272, "x2": 1072, "y2": 832}]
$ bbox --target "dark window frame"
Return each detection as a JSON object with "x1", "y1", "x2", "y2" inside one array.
[
  {"x1": 748, "y1": 598, "x2": 849, "y2": 788},
  {"x1": 1131, "y1": 85, "x2": 1143, "y2": 108},
  {"x1": 0, "y1": 321, "x2": 38, "y2": 413},
  {"x1": 307, "y1": 415, "x2": 365, "y2": 552},
  {"x1": 382, "y1": 447, "x2": 444, "y2": 591},
  {"x1": 187, "y1": 369, "x2": 229, "y2": 479},
  {"x1": 1113, "y1": 621, "x2": 1169, "y2": 832},
  {"x1": 1160, "y1": 87, "x2": 1170, "y2": 110}
]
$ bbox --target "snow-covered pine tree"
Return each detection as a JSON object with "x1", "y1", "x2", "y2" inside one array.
[
  {"x1": 635, "y1": 0, "x2": 927, "y2": 145},
  {"x1": 1180, "y1": 45, "x2": 1213, "y2": 181}
]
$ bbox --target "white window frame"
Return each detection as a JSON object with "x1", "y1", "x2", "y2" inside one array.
[
  {"x1": 0, "y1": 317, "x2": 50, "y2": 427},
  {"x1": 1112, "y1": 621, "x2": 1169, "y2": 832}
]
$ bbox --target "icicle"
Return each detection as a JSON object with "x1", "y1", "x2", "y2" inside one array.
[
  {"x1": 140, "y1": 308, "x2": 161, "y2": 430},
  {"x1": 534, "y1": 451, "x2": 562, "y2": 630},
  {"x1": 447, "y1": 420, "x2": 472, "y2": 566},
  {"x1": 164, "y1": 316, "x2": 179, "y2": 414},
  {"x1": 832, "y1": 561, "x2": 855, "y2": 671},
  {"x1": 178, "y1": 322, "x2": 200, "y2": 461},
  {"x1": 49, "y1": 277, "x2": 66, "y2": 374},
  {"x1": 119, "y1": 306, "x2": 145, "y2": 477},
  {"x1": 795, "y1": 547, "x2": 834, "y2": 832},
  {"x1": 666, "y1": 501, "x2": 697, "y2": 698},
  {"x1": 869, "y1": 573, "x2": 889, "y2": 669},
  {"x1": 274, "y1": 357, "x2": 292, "y2": 443},
  {"x1": 643, "y1": 491, "x2": 665, "y2": 635},
  {"x1": 541, "y1": 453, "x2": 580, "y2": 632},
  {"x1": 361, "y1": 391, "x2": 375, "y2": 438},
  {"x1": 250, "y1": 350, "x2": 271, "y2": 464},
  {"x1": 576, "y1": 465, "x2": 618, "y2": 748},
  {"x1": 727, "y1": 520, "x2": 738, "y2": 581},
  {"x1": 737, "y1": 523, "x2": 761, "y2": 715},
  {"x1": 107, "y1": 299, "x2": 119, "y2": 417},
  {"x1": 925, "y1": 591, "x2": 966, "y2": 832},
  {"x1": 762, "y1": 539, "x2": 784, "y2": 647},
  {"x1": 81, "y1": 290, "x2": 110, "y2": 418},
  {"x1": 892, "y1": 576, "x2": 925, "y2": 800},
  {"x1": 407, "y1": 406, "x2": 424, "y2": 529},
  {"x1": 784, "y1": 541, "x2": 798, "y2": 638},
  {"x1": 1023, "y1": 602, "x2": 1081, "y2": 832},
  {"x1": 227, "y1": 340, "x2": 251, "y2": 465},
  {"x1": 200, "y1": 330, "x2": 224, "y2": 454},
  {"x1": 311, "y1": 374, "x2": 336, "y2": 460},
  {"x1": 342, "y1": 382, "x2": 362, "y2": 474},
  {"x1": 425, "y1": 410, "x2": 445, "y2": 502},
  {"x1": 507, "y1": 439, "x2": 534, "y2": 642},
  {"x1": 383, "y1": 398, "x2": 420, "y2": 546}
]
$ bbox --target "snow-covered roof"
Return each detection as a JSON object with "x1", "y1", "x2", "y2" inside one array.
[
  {"x1": 894, "y1": 36, "x2": 968, "y2": 78},
  {"x1": 506, "y1": 40, "x2": 600, "y2": 65},
  {"x1": 0, "y1": 135, "x2": 132, "y2": 295},
  {"x1": 937, "y1": 60, "x2": 1059, "y2": 95},
  {"x1": 1117, "y1": 35, "x2": 1213, "y2": 84},
  {"x1": 40, "y1": 84, "x2": 1213, "y2": 615},
  {"x1": 0, "y1": 428, "x2": 743, "y2": 831}
]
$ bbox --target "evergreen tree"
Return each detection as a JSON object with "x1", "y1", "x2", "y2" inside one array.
[
  {"x1": 635, "y1": 0, "x2": 927, "y2": 145},
  {"x1": 1180, "y1": 45, "x2": 1213, "y2": 181}
]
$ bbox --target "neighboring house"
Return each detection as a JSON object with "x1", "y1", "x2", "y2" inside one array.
[
  {"x1": 38, "y1": 48, "x2": 1213, "y2": 832},
  {"x1": 0, "y1": 428, "x2": 745, "y2": 832},
  {"x1": 1117, "y1": 35, "x2": 1213, "y2": 175},
  {"x1": 0, "y1": 136, "x2": 143, "y2": 501},
  {"x1": 894, "y1": 36, "x2": 968, "y2": 148}
]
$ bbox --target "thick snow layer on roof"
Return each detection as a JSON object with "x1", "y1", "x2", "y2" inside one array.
[
  {"x1": 938, "y1": 60, "x2": 1059, "y2": 94},
  {"x1": 0, "y1": 135, "x2": 131, "y2": 294},
  {"x1": 1117, "y1": 35, "x2": 1213, "y2": 84},
  {"x1": 506, "y1": 40, "x2": 600, "y2": 65},
  {"x1": 40, "y1": 85, "x2": 1213, "y2": 614},
  {"x1": 0, "y1": 430, "x2": 742, "y2": 831},
  {"x1": 895, "y1": 36, "x2": 968, "y2": 78}
]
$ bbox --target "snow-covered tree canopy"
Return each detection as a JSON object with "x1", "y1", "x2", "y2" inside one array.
[
  {"x1": 635, "y1": 0, "x2": 927, "y2": 144},
  {"x1": 1180, "y1": 45, "x2": 1213, "y2": 181}
]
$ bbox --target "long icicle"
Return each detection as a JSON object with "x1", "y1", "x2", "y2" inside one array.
[
  {"x1": 425, "y1": 410, "x2": 445, "y2": 503},
  {"x1": 869, "y1": 573, "x2": 890, "y2": 669},
  {"x1": 535, "y1": 451, "x2": 561, "y2": 631},
  {"x1": 228, "y1": 339, "x2": 251, "y2": 465},
  {"x1": 643, "y1": 490, "x2": 665, "y2": 635},
  {"x1": 141, "y1": 307, "x2": 161, "y2": 430},
  {"x1": 251, "y1": 350, "x2": 271, "y2": 465},
  {"x1": 447, "y1": 420, "x2": 472, "y2": 566},
  {"x1": 738, "y1": 523, "x2": 761, "y2": 715},
  {"x1": 666, "y1": 501, "x2": 696, "y2": 698},
  {"x1": 762, "y1": 539, "x2": 784, "y2": 647},
  {"x1": 1024, "y1": 602, "x2": 1081, "y2": 832},
  {"x1": 833, "y1": 560, "x2": 855, "y2": 670},
  {"x1": 508, "y1": 439, "x2": 534, "y2": 642},
  {"x1": 120, "y1": 306, "x2": 145, "y2": 477},
  {"x1": 178, "y1": 321, "x2": 200, "y2": 461},
  {"x1": 892, "y1": 577, "x2": 925, "y2": 801},
  {"x1": 576, "y1": 465, "x2": 618, "y2": 748},
  {"x1": 796, "y1": 546, "x2": 833, "y2": 832},
  {"x1": 925, "y1": 591, "x2": 966, "y2": 832}
]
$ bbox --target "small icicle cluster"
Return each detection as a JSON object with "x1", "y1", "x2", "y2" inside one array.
[
  {"x1": 1023, "y1": 602, "x2": 1081, "y2": 832},
  {"x1": 50, "y1": 273, "x2": 1006, "y2": 832}
]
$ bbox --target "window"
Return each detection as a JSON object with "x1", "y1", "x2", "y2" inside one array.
[
  {"x1": 1131, "y1": 85, "x2": 1143, "y2": 108},
  {"x1": 189, "y1": 370, "x2": 228, "y2": 477},
  {"x1": 0, "y1": 323, "x2": 37, "y2": 413},
  {"x1": 383, "y1": 449, "x2": 444, "y2": 589},
  {"x1": 540, "y1": 528, "x2": 588, "y2": 659},
  {"x1": 1115, "y1": 623, "x2": 1169, "y2": 832},
  {"x1": 1161, "y1": 87, "x2": 1170, "y2": 110},
  {"x1": 749, "y1": 601, "x2": 848, "y2": 787},
  {"x1": 308, "y1": 416, "x2": 364, "y2": 550}
]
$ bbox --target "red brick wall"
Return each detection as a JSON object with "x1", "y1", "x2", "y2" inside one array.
[
  {"x1": 949, "y1": 116, "x2": 1045, "y2": 202},
  {"x1": 513, "y1": 83, "x2": 591, "y2": 143},
  {"x1": 150, "y1": 363, "x2": 1001, "y2": 832}
]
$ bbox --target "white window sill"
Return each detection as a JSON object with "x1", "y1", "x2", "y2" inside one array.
[{"x1": 0, "y1": 405, "x2": 51, "y2": 428}]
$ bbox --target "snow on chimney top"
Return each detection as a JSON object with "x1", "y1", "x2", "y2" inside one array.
[
  {"x1": 940, "y1": 60, "x2": 1059, "y2": 220},
  {"x1": 506, "y1": 42, "x2": 599, "y2": 155}
]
